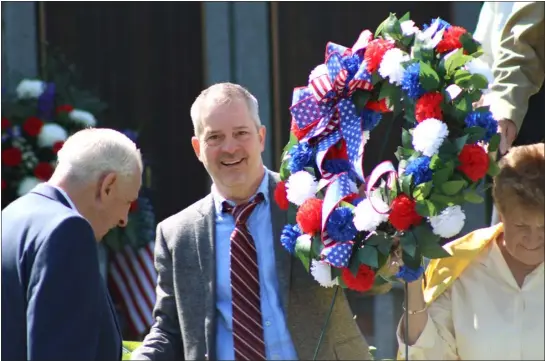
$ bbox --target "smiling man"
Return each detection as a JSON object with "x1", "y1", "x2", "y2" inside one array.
[{"x1": 132, "y1": 82, "x2": 370, "y2": 361}]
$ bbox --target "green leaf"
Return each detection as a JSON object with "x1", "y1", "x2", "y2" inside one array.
[
  {"x1": 375, "y1": 16, "x2": 390, "y2": 37},
  {"x1": 419, "y1": 61, "x2": 441, "y2": 91},
  {"x1": 464, "y1": 190, "x2": 484, "y2": 203},
  {"x1": 377, "y1": 236, "x2": 394, "y2": 256},
  {"x1": 470, "y1": 73, "x2": 489, "y2": 89},
  {"x1": 399, "y1": 232, "x2": 417, "y2": 258},
  {"x1": 295, "y1": 237, "x2": 311, "y2": 271},
  {"x1": 454, "y1": 134, "x2": 469, "y2": 154},
  {"x1": 488, "y1": 133, "x2": 501, "y2": 153},
  {"x1": 415, "y1": 199, "x2": 438, "y2": 217},
  {"x1": 383, "y1": 13, "x2": 403, "y2": 41},
  {"x1": 432, "y1": 167, "x2": 453, "y2": 186},
  {"x1": 311, "y1": 235, "x2": 324, "y2": 258},
  {"x1": 358, "y1": 245, "x2": 379, "y2": 268},
  {"x1": 487, "y1": 156, "x2": 501, "y2": 177},
  {"x1": 460, "y1": 32, "x2": 479, "y2": 55},
  {"x1": 372, "y1": 72, "x2": 382, "y2": 85},
  {"x1": 445, "y1": 49, "x2": 473, "y2": 76},
  {"x1": 401, "y1": 174, "x2": 413, "y2": 196},
  {"x1": 464, "y1": 126, "x2": 487, "y2": 144},
  {"x1": 353, "y1": 90, "x2": 371, "y2": 111},
  {"x1": 287, "y1": 204, "x2": 297, "y2": 224},
  {"x1": 401, "y1": 128, "x2": 413, "y2": 149},
  {"x1": 441, "y1": 180, "x2": 467, "y2": 196},
  {"x1": 413, "y1": 225, "x2": 451, "y2": 258},
  {"x1": 453, "y1": 94, "x2": 472, "y2": 117},
  {"x1": 349, "y1": 251, "x2": 362, "y2": 276},
  {"x1": 429, "y1": 154, "x2": 443, "y2": 170},
  {"x1": 430, "y1": 192, "x2": 460, "y2": 208},
  {"x1": 454, "y1": 69, "x2": 473, "y2": 88},
  {"x1": 399, "y1": 11, "x2": 410, "y2": 22},
  {"x1": 402, "y1": 246, "x2": 422, "y2": 270},
  {"x1": 412, "y1": 181, "x2": 433, "y2": 201}
]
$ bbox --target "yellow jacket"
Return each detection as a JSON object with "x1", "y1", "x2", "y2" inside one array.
[{"x1": 396, "y1": 223, "x2": 504, "y2": 360}]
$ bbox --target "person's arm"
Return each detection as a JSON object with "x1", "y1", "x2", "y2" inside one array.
[
  {"x1": 131, "y1": 225, "x2": 184, "y2": 361},
  {"x1": 26, "y1": 217, "x2": 103, "y2": 361},
  {"x1": 396, "y1": 278, "x2": 458, "y2": 360},
  {"x1": 490, "y1": 2, "x2": 545, "y2": 138}
]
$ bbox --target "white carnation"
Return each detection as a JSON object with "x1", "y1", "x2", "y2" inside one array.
[
  {"x1": 401, "y1": 20, "x2": 419, "y2": 36},
  {"x1": 296, "y1": 234, "x2": 312, "y2": 251},
  {"x1": 69, "y1": 109, "x2": 97, "y2": 127},
  {"x1": 37, "y1": 123, "x2": 68, "y2": 148},
  {"x1": 16, "y1": 79, "x2": 46, "y2": 99},
  {"x1": 310, "y1": 260, "x2": 339, "y2": 288},
  {"x1": 378, "y1": 48, "x2": 410, "y2": 85},
  {"x1": 353, "y1": 196, "x2": 389, "y2": 232},
  {"x1": 286, "y1": 171, "x2": 318, "y2": 206},
  {"x1": 308, "y1": 64, "x2": 329, "y2": 83},
  {"x1": 429, "y1": 205, "x2": 466, "y2": 238},
  {"x1": 445, "y1": 84, "x2": 462, "y2": 101},
  {"x1": 412, "y1": 118, "x2": 449, "y2": 157},
  {"x1": 17, "y1": 176, "x2": 42, "y2": 197}
]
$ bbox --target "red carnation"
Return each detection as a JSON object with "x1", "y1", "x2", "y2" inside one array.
[
  {"x1": 2, "y1": 147, "x2": 22, "y2": 167},
  {"x1": 34, "y1": 162, "x2": 54, "y2": 181},
  {"x1": 52, "y1": 141, "x2": 64, "y2": 154},
  {"x1": 365, "y1": 98, "x2": 390, "y2": 113},
  {"x1": 296, "y1": 198, "x2": 323, "y2": 235},
  {"x1": 2, "y1": 117, "x2": 11, "y2": 130},
  {"x1": 342, "y1": 264, "x2": 375, "y2": 292},
  {"x1": 436, "y1": 26, "x2": 467, "y2": 54},
  {"x1": 389, "y1": 194, "x2": 423, "y2": 231},
  {"x1": 325, "y1": 140, "x2": 348, "y2": 160},
  {"x1": 415, "y1": 92, "x2": 443, "y2": 122},
  {"x1": 23, "y1": 116, "x2": 44, "y2": 137},
  {"x1": 274, "y1": 180, "x2": 289, "y2": 210},
  {"x1": 56, "y1": 104, "x2": 74, "y2": 114},
  {"x1": 457, "y1": 144, "x2": 489, "y2": 182},
  {"x1": 129, "y1": 200, "x2": 139, "y2": 213},
  {"x1": 291, "y1": 118, "x2": 318, "y2": 141},
  {"x1": 2, "y1": 179, "x2": 7, "y2": 190},
  {"x1": 364, "y1": 39, "x2": 395, "y2": 73}
]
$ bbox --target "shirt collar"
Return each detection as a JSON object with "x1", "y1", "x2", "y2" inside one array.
[
  {"x1": 50, "y1": 184, "x2": 80, "y2": 214},
  {"x1": 211, "y1": 167, "x2": 270, "y2": 215}
]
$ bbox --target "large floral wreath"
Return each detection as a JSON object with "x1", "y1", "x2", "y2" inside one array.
[
  {"x1": 1, "y1": 53, "x2": 155, "y2": 251},
  {"x1": 274, "y1": 13, "x2": 500, "y2": 294}
]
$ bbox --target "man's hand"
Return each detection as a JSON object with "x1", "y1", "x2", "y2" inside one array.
[{"x1": 498, "y1": 118, "x2": 517, "y2": 155}]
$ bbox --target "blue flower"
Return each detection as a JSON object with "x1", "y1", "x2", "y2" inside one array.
[
  {"x1": 404, "y1": 156, "x2": 433, "y2": 185},
  {"x1": 322, "y1": 159, "x2": 358, "y2": 181},
  {"x1": 280, "y1": 224, "x2": 301, "y2": 254},
  {"x1": 326, "y1": 207, "x2": 358, "y2": 242},
  {"x1": 362, "y1": 109, "x2": 382, "y2": 131},
  {"x1": 288, "y1": 142, "x2": 314, "y2": 173},
  {"x1": 342, "y1": 54, "x2": 362, "y2": 83},
  {"x1": 423, "y1": 18, "x2": 451, "y2": 33},
  {"x1": 396, "y1": 265, "x2": 425, "y2": 283},
  {"x1": 401, "y1": 63, "x2": 425, "y2": 100},
  {"x1": 464, "y1": 111, "x2": 498, "y2": 143}
]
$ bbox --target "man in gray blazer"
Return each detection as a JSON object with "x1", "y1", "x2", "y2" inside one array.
[{"x1": 132, "y1": 83, "x2": 369, "y2": 360}]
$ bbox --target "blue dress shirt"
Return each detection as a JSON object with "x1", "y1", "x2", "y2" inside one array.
[{"x1": 212, "y1": 169, "x2": 298, "y2": 360}]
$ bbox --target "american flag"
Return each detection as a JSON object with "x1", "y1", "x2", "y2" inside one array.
[
  {"x1": 322, "y1": 241, "x2": 353, "y2": 268},
  {"x1": 108, "y1": 242, "x2": 157, "y2": 337}
]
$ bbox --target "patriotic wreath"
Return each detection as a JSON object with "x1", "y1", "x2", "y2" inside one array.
[
  {"x1": 274, "y1": 13, "x2": 500, "y2": 294},
  {"x1": 1, "y1": 52, "x2": 156, "y2": 252}
]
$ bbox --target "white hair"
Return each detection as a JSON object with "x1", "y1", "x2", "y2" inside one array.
[
  {"x1": 55, "y1": 128, "x2": 143, "y2": 184},
  {"x1": 190, "y1": 82, "x2": 261, "y2": 137}
]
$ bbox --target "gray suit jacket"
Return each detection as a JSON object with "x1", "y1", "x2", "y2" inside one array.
[{"x1": 132, "y1": 170, "x2": 369, "y2": 360}]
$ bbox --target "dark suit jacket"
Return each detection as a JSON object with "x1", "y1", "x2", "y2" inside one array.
[
  {"x1": 132, "y1": 170, "x2": 369, "y2": 360},
  {"x1": 1, "y1": 183, "x2": 122, "y2": 361}
]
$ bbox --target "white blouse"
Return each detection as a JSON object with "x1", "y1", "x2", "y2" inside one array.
[{"x1": 397, "y1": 240, "x2": 544, "y2": 360}]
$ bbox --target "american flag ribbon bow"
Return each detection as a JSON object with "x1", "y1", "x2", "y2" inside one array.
[{"x1": 289, "y1": 30, "x2": 375, "y2": 185}]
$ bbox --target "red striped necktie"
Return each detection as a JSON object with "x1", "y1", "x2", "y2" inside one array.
[{"x1": 222, "y1": 193, "x2": 266, "y2": 361}]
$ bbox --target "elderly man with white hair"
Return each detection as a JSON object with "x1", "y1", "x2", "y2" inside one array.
[{"x1": 1, "y1": 128, "x2": 143, "y2": 361}]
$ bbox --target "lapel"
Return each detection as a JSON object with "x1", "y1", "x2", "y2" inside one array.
[
  {"x1": 195, "y1": 194, "x2": 217, "y2": 360},
  {"x1": 267, "y1": 171, "x2": 292, "y2": 313}
]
